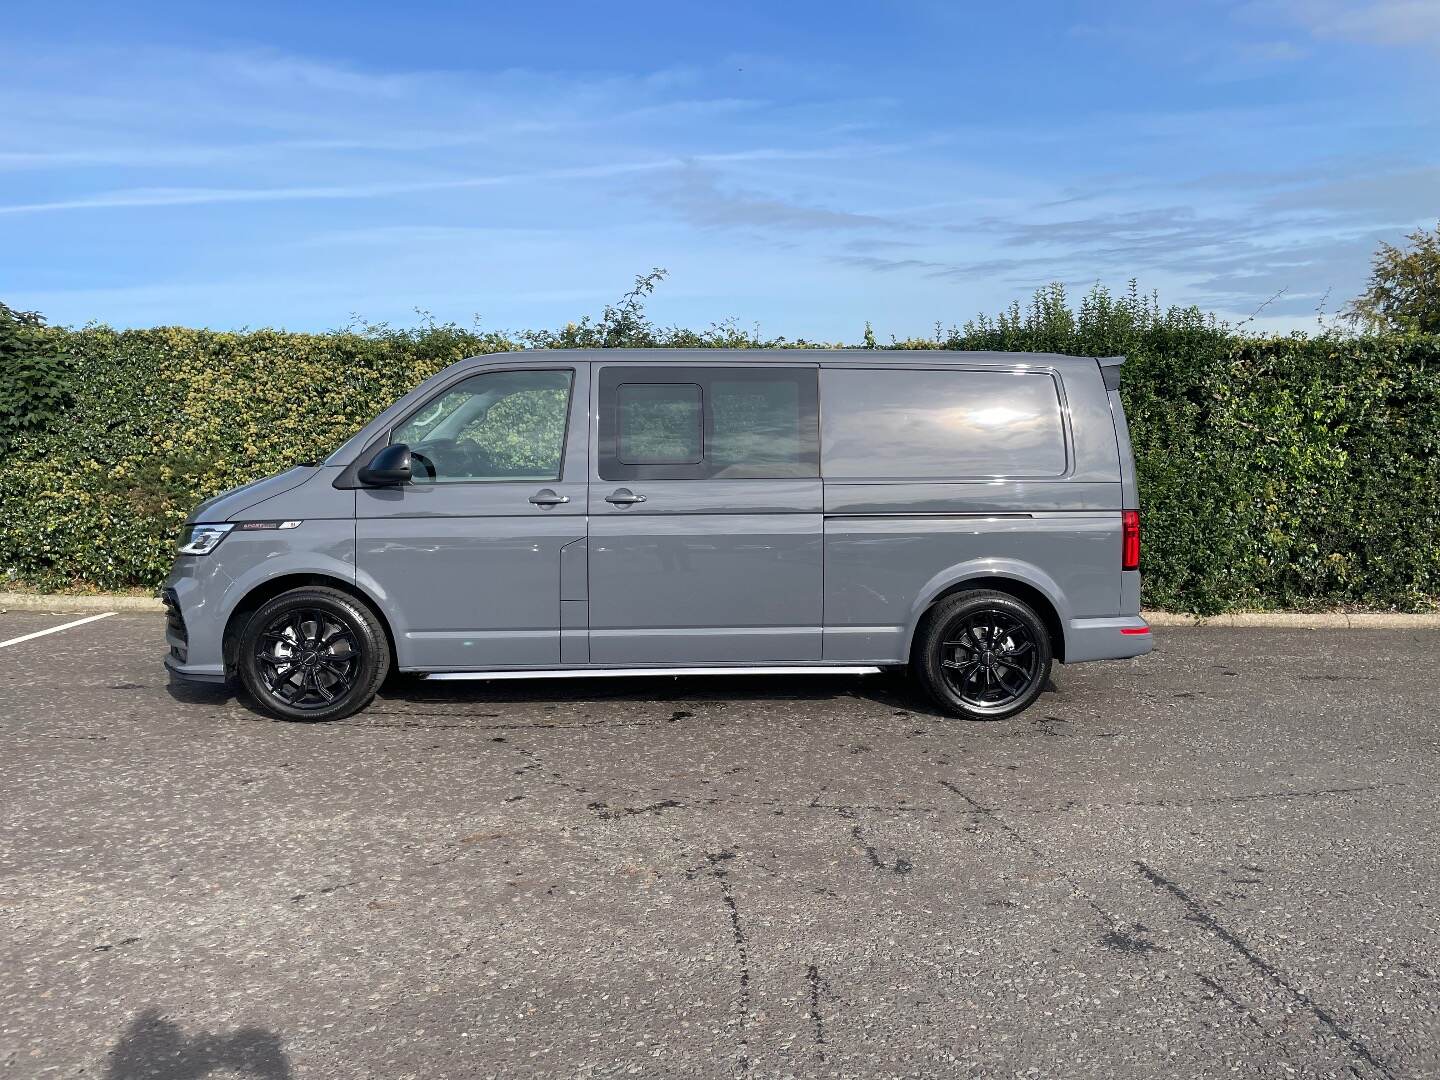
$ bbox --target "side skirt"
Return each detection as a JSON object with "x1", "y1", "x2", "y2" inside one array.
[{"x1": 424, "y1": 665, "x2": 883, "y2": 681}]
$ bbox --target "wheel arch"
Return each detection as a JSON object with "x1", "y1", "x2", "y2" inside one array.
[
  {"x1": 222, "y1": 573, "x2": 396, "y2": 674},
  {"x1": 907, "y1": 568, "x2": 1068, "y2": 664}
]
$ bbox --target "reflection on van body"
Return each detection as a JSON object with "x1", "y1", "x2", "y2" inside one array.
[
  {"x1": 163, "y1": 351, "x2": 1149, "y2": 722},
  {"x1": 820, "y1": 368, "x2": 1068, "y2": 479}
]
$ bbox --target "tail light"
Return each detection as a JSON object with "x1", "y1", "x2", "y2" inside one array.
[{"x1": 1121, "y1": 510, "x2": 1141, "y2": 571}]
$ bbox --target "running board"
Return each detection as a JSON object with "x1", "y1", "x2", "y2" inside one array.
[{"x1": 424, "y1": 665, "x2": 883, "y2": 681}]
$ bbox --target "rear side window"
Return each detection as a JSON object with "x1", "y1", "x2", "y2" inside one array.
[
  {"x1": 820, "y1": 368, "x2": 1067, "y2": 479},
  {"x1": 709, "y1": 376, "x2": 809, "y2": 476},
  {"x1": 618, "y1": 383, "x2": 702, "y2": 464},
  {"x1": 599, "y1": 366, "x2": 818, "y2": 481}
]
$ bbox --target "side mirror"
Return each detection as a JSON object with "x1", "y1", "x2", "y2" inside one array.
[{"x1": 357, "y1": 443, "x2": 413, "y2": 487}]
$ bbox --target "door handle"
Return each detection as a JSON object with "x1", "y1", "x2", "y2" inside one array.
[
  {"x1": 605, "y1": 488, "x2": 647, "y2": 506},
  {"x1": 529, "y1": 489, "x2": 570, "y2": 507}
]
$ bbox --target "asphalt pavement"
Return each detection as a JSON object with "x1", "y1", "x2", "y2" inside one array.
[{"x1": 1, "y1": 610, "x2": 1437, "y2": 1079}]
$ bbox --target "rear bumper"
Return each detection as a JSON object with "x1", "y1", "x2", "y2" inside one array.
[{"x1": 1063, "y1": 616, "x2": 1153, "y2": 663}]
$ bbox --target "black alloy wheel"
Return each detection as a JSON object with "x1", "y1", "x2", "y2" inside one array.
[
  {"x1": 254, "y1": 608, "x2": 360, "y2": 710},
  {"x1": 915, "y1": 590, "x2": 1052, "y2": 720},
  {"x1": 236, "y1": 587, "x2": 389, "y2": 721},
  {"x1": 939, "y1": 610, "x2": 1041, "y2": 708}
]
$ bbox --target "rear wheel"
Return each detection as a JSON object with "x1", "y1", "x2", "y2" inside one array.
[
  {"x1": 913, "y1": 590, "x2": 1052, "y2": 720},
  {"x1": 237, "y1": 587, "x2": 389, "y2": 721}
]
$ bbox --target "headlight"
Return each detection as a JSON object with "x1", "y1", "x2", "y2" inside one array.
[{"x1": 177, "y1": 523, "x2": 233, "y2": 556}]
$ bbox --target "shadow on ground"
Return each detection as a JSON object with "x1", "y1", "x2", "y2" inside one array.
[
  {"x1": 167, "y1": 668, "x2": 1034, "y2": 724},
  {"x1": 106, "y1": 1009, "x2": 291, "y2": 1079}
]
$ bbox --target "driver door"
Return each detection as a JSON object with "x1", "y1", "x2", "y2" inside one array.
[{"x1": 355, "y1": 362, "x2": 589, "y2": 670}]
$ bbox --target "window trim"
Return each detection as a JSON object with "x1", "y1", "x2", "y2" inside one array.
[
  {"x1": 596, "y1": 364, "x2": 820, "y2": 482},
  {"x1": 615, "y1": 381, "x2": 704, "y2": 466},
  {"x1": 387, "y1": 366, "x2": 577, "y2": 486}
]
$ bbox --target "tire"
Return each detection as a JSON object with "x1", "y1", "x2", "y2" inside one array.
[
  {"x1": 913, "y1": 590, "x2": 1052, "y2": 720},
  {"x1": 236, "y1": 587, "x2": 390, "y2": 722}
]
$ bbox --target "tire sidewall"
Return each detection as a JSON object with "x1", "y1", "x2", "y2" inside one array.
[
  {"x1": 918, "y1": 593, "x2": 1052, "y2": 720},
  {"x1": 238, "y1": 590, "x2": 387, "y2": 722}
]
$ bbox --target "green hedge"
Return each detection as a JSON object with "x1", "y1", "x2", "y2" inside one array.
[
  {"x1": 1125, "y1": 333, "x2": 1440, "y2": 612},
  {"x1": 1, "y1": 288, "x2": 1437, "y2": 613}
]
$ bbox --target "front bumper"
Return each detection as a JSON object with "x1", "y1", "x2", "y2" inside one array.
[{"x1": 160, "y1": 569, "x2": 229, "y2": 682}]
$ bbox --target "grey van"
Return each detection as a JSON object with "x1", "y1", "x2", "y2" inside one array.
[{"x1": 163, "y1": 350, "x2": 1150, "y2": 722}]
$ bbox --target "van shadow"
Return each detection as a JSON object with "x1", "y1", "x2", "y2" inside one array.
[
  {"x1": 169, "y1": 669, "x2": 1057, "y2": 724},
  {"x1": 164, "y1": 680, "x2": 233, "y2": 707},
  {"x1": 105, "y1": 1008, "x2": 292, "y2": 1079},
  {"x1": 382, "y1": 670, "x2": 964, "y2": 719}
]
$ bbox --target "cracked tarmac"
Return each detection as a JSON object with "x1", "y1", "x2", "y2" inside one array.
[{"x1": 1, "y1": 612, "x2": 1437, "y2": 1078}]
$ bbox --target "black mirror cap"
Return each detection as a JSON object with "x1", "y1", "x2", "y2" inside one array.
[{"x1": 357, "y1": 443, "x2": 413, "y2": 487}]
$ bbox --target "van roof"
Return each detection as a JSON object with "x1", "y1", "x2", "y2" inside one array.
[{"x1": 505, "y1": 348, "x2": 1121, "y2": 372}]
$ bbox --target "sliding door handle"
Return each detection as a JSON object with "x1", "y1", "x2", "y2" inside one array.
[{"x1": 605, "y1": 488, "x2": 647, "y2": 506}]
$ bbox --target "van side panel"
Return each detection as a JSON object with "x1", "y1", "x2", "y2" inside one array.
[
  {"x1": 588, "y1": 509, "x2": 823, "y2": 663},
  {"x1": 819, "y1": 363, "x2": 1127, "y2": 665},
  {"x1": 822, "y1": 513, "x2": 1117, "y2": 663}
]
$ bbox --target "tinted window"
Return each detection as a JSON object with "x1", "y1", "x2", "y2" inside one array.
[
  {"x1": 710, "y1": 377, "x2": 808, "y2": 477},
  {"x1": 393, "y1": 368, "x2": 572, "y2": 483},
  {"x1": 821, "y1": 368, "x2": 1067, "y2": 478},
  {"x1": 618, "y1": 383, "x2": 702, "y2": 464},
  {"x1": 598, "y1": 366, "x2": 818, "y2": 481}
]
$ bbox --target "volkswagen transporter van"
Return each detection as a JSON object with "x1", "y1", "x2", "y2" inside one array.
[{"x1": 163, "y1": 350, "x2": 1151, "y2": 721}]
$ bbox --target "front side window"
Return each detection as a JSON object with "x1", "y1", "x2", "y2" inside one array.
[
  {"x1": 393, "y1": 368, "x2": 572, "y2": 483},
  {"x1": 598, "y1": 366, "x2": 818, "y2": 481}
]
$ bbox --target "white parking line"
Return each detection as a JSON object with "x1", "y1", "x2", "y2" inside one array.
[{"x1": 0, "y1": 611, "x2": 117, "y2": 649}]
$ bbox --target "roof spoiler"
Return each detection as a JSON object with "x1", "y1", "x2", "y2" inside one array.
[{"x1": 1096, "y1": 355, "x2": 1125, "y2": 392}]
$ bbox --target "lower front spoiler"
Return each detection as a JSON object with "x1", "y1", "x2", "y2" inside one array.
[{"x1": 164, "y1": 654, "x2": 230, "y2": 685}]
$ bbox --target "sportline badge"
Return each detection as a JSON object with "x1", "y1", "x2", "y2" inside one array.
[{"x1": 236, "y1": 521, "x2": 303, "y2": 531}]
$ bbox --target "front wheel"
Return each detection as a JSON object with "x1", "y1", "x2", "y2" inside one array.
[
  {"x1": 913, "y1": 590, "x2": 1052, "y2": 720},
  {"x1": 237, "y1": 587, "x2": 390, "y2": 721}
]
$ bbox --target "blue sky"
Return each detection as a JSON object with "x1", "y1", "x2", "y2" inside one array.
[{"x1": 2, "y1": 0, "x2": 1437, "y2": 338}]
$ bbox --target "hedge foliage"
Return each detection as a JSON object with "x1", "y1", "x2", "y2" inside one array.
[{"x1": 1, "y1": 281, "x2": 1437, "y2": 613}]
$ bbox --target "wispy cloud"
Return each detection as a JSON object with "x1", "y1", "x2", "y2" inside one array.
[
  {"x1": 0, "y1": 147, "x2": 901, "y2": 216},
  {"x1": 1246, "y1": 0, "x2": 1440, "y2": 47},
  {"x1": 0, "y1": 132, "x2": 529, "y2": 171},
  {"x1": 0, "y1": 168, "x2": 658, "y2": 215},
  {"x1": 646, "y1": 163, "x2": 904, "y2": 233}
]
